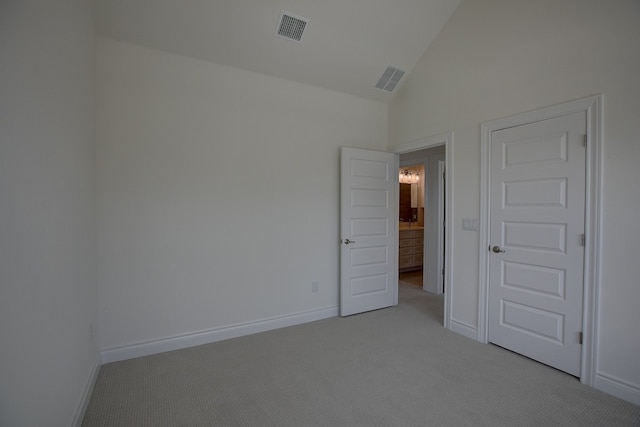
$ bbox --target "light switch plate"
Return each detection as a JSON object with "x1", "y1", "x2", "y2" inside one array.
[{"x1": 462, "y1": 218, "x2": 478, "y2": 231}]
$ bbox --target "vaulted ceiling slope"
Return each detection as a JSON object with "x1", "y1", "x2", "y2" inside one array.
[{"x1": 94, "y1": 0, "x2": 460, "y2": 103}]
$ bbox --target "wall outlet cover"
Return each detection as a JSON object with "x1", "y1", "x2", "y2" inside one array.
[{"x1": 462, "y1": 218, "x2": 478, "y2": 231}]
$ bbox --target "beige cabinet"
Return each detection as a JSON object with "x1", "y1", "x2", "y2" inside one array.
[{"x1": 399, "y1": 229, "x2": 424, "y2": 271}]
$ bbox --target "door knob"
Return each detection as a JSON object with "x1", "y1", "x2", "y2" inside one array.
[
  {"x1": 491, "y1": 245, "x2": 506, "y2": 253},
  {"x1": 343, "y1": 239, "x2": 356, "y2": 245}
]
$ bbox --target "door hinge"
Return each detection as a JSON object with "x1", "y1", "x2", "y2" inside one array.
[
  {"x1": 580, "y1": 234, "x2": 586, "y2": 246},
  {"x1": 583, "y1": 134, "x2": 588, "y2": 147},
  {"x1": 579, "y1": 332, "x2": 583, "y2": 345}
]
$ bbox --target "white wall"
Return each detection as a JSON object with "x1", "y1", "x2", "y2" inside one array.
[
  {"x1": 389, "y1": 0, "x2": 640, "y2": 404},
  {"x1": 0, "y1": 1, "x2": 99, "y2": 426},
  {"x1": 96, "y1": 38, "x2": 388, "y2": 359}
]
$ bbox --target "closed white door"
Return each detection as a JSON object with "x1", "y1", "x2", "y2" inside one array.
[
  {"x1": 340, "y1": 147, "x2": 398, "y2": 316},
  {"x1": 488, "y1": 112, "x2": 586, "y2": 376}
]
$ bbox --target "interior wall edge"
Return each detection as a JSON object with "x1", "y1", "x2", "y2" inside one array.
[{"x1": 72, "y1": 355, "x2": 102, "y2": 427}]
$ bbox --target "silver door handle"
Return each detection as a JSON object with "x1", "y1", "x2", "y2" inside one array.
[
  {"x1": 343, "y1": 239, "x2": 356, "y2": 245},
  {"x1": 491, "y1": 245, "x2": 506, "y2": 253}
]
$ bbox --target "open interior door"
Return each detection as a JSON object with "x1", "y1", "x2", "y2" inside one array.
[{"x1": 340, "y1": 147, "x2": 398, "y2": 316}]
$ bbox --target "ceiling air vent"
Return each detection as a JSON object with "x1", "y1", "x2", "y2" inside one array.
[
  {"x1": 375, "y1": 66, "x2": 406, "y2": 92},
  {"x1": 276, "y1": 11, "x2": 308, "y2": 42}
]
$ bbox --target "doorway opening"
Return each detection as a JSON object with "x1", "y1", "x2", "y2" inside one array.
[
  {"x1": 395, "y1": 132, "x2": 452, "y2": 328},
  {"x1": 399, "y1": 146, "x2": 445, "y2": 293},
  {"x1": 399, "y1": 162, "x2": 425, "y2": 290}
]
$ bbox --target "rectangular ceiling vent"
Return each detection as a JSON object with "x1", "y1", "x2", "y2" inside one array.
[
  {"x1": 375, "y1": 66, "x2": 406, "y2": 92},
  {"x1": 276, "y1": 11, "x2": 308, "y2": 42}
]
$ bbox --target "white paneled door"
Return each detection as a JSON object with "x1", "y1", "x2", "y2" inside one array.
[
  {"x1": 488, "y1": 112, "x2": 586, "y2": 377},
  {"x1": 340, "y1": 147, "x2": 398, "y2": 316}
]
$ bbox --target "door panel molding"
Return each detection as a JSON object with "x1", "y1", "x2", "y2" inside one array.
[
  {"x1": 340, "y1": 147, "x2": 398, "y2": 316},
  {"x1": 478, "y1": 95, "x2": 603, "y2": 386}
]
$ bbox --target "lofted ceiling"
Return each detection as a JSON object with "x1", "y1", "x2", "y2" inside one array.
[{"x1": 94, "y1": 0, "x2": 460, "y2": 103}]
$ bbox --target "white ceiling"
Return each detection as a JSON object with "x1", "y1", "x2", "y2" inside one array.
[{"x1": 94, "y1": 0, "x2": 460, "y2": 103}]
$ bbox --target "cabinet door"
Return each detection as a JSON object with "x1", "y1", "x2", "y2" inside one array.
[
  {"x1": 413, "y1": 254, "x2": 423, "y2": 267},
  {"x1": 399, "y1": 238, "x2": 413, "y2": 248},
  {"x1": 399, "y1": 246, "x2": 414, "y2": 256},
  {"x1": 399, "y1": 255, "x2": 414, "y2": 269}
]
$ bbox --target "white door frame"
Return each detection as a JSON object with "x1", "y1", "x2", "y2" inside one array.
[
  {"x1": 478, "y1": 95, "x2": 603, "y2": 386},
  {"x1": 437, "y1": 159, "x2": 446, "y2": 294},
  {"x1": 394, "y1": 132, "x2": 454, "y2": 329}
]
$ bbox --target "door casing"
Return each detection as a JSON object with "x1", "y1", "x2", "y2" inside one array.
[
  {"x1": 478, "y1": 95, "x2": 603, "y2": 386},
  {"x1": 437, "y1": 159, "x2": 446, "y2": 294}
]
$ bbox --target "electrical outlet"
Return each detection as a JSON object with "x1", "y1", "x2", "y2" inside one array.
[{"x1": 311, "y1": 281, "x2": 319, "y2": 293}]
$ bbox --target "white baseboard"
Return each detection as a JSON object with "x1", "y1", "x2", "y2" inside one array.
[
  {"x1": 72, "y1": 354, "x2": 101, "y2": 427},
  {"x1": 595, "y1": 372, "x2": 640, "y2": 406},
  {"x1": 101, "y1": 306, "x2": 339, "y2": 363},
  {"x1": 448, "y1": 318, "x2": 479, "y2": 341}
]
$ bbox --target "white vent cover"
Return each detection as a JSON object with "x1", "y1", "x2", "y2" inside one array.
[
  {"x1": 276, "y1": 11, "x2": 308, "y2": 42},
  {"x1": 375, "y1": 66, "x2": 406, "y2": 92}
]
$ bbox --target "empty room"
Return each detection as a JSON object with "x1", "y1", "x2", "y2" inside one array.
[{"x1": 1, "y1": 0, "x2": 639, "y2": 425}]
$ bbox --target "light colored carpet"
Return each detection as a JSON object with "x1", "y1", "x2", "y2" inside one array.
[{"x1": 83, "y1": 283, "x2": 640, "y2": 426}]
